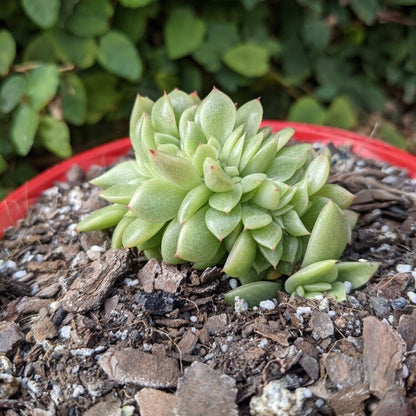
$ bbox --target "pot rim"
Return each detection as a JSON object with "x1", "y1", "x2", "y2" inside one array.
[{"x1": 1, "y1": 120, "x2": 415, "y2": 238}]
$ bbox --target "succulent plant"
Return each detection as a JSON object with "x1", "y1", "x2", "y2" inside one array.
[{"x1": 77, "y1": 88, "x2": 379, "y2": 305}]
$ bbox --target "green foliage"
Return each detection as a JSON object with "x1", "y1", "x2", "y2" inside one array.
[{"x1": 1, "y1": 0, "x2": 415, "y2": 197}]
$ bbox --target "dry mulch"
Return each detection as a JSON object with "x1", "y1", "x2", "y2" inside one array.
[{"x1": 1, "y1": 144, "x2": 416, "y2": 416}]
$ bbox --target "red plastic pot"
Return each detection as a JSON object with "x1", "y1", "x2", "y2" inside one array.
[{"x1": 1, "y1": 121, "x2": 416, "y2": 239}]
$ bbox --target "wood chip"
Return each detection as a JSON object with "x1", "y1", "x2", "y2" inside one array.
[
  {"x1": 175, "y1": 362, "x2": 238, "y2": 416},
  {"x1": 98, "y1": 347, "x2": 180, "y2": 388},
  {"x1": 363, "y1": 316, "x2": 405, "y2": 398},
  {"x1": 61, "y1": 249, "x2": 131, "y2": 313}
]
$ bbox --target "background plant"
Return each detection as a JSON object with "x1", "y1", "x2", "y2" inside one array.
[{"x1": 1, "y1": 0, "x2": 416, "y2": 198}]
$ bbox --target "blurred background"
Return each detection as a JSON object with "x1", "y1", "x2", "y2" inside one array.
[{"x1": 1, "y1": 0, "x2": 415, "y2": 198}]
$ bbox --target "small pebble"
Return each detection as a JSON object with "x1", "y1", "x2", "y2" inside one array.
[
  {"x1": 234, "y1": 296, "x2": 249, "y2": 313},
  {"x1": 70, "y1": 348, "x2": 95, "y2": 357},
  {"x1": 259, "y1": 300, "x2": 276, "y2": 310},
  {"x1": 221, "y1": 344, "x2": 228, "y2": 353},
  {"x1": 229, "y1": 278, "x2": 238, "y2": 289},
  {"x1": 407, "y1": 291, "x2": 416, "y2": 304},
  {"x1": 296, "y1": 306, "x2": 311, "y2": 316},
  {"x1": 12, "y1": 270, "x2": 27, "y2": 279},
  {"x1": 59, "y1": 325, "x2": 71, "y2": 339},
  {"x1": 124, "y1": 278, "x2": 138, "y2": 286},
  {"x1": 258, "y1": 339, "x2": 268, "y2": 348},
  {"x1": 343, "y1": 281, "x2": 352, "y2": 295},
  {"x1": 391, "y1": 297, "x2": 407, "y2": 310},
  {"x1": 396, "y1": 264, "x2": 413, "y2": 273},
  {"x1": 72, "y1": 384, "x2": 85, "y2": 398},
  {"x1": 189, "y1": 315, "x2": 198, "y2": 323}
]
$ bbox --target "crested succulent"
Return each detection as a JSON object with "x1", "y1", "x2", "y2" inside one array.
[{"x1": 77, "y1": 88, "x2": 379, "y2": 305}]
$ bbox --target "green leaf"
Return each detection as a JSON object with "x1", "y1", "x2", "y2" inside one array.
[
  {"x1": 0, "y1": 30, "x2": 16, "y2": 76},
  {"x1": 25, "y1": 64, "x2": 60, "y2": 111},
  {"x1": 206, "y1": 204, "x2": 242, "y2": 241},
  {"x1": 129, "y1": 178, "x2": 187, "y2": 223},
  {"x1": 325, "y1": 97, "x2": 357, "y2": 129},
  {"x1": 0, "y1": 75, "x2": 26, "y2": 114},
  {"x1": 61, "y1": 73, "x2": 87, "y2": 126},
  {"x1": 177, "y1": 206, "x2": 221, "y2": 263},
  {"x1": 165, "y1": 7, "x2": 206, "y2": 59},
  {"x1": 224, "y1": 281, "x2": 281, "y2": 308},
  {"x1": 23, "y1": 32, "x2": 57, "y2": 63},
  {"x1": 193, "y1": 23, "x2": 239, "y2": 73},
  {"x1": 378, "y1": 121, "x2": 408, "y2": 150},
  {"x1": 38, "y1": 116, "x2": 72, "y2": 158},
  {"x1": 281, "y1": 34, "x2": 311, "y2": 85},
  {"x1": 53, "y1": 29, "x2": 97, "y2": 69},
  {"x1": 82, "y1": 72, "x2": 119, "y2": 123},
  {"x1": 119, "y1": 0, "x2": 155, "y2": 6},
  {"x1": 302, "y1": 16, "x2": 331, "y2": 51},
  {"x1": 288, "y1": 96, "x2": 326, "y2": 124},
  {"x1": 97, "y1": 30, "x2": 142, "y2": 81},
  {"x1": 0, "y1": 154, "x2": 7, "y2": 175},
  {"x1": 67, "y1": 0, "x2": 113, "y2": 38},
  {"x1": 223, "y1": 43, "x2": 270, "y2": 78},
  {"x1": 10, "y1": 104, "x2": 39, "y2": 156},
  {"x1": 21, "y1": 0, "x2": 60, "y2": 29},
  {"x1": 113, "y1": 5, "x2": 147, "y2": 42},
  {"x1": 349, "y1": 0, "x2": 379, "y2": 25},
  {"x1": 302, "y1": 200, "x2": 350, "y2": 267}
]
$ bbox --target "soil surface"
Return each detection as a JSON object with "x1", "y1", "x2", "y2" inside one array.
[{"x1": 1, "y1": 144, "x2": 416, "y2": 416}]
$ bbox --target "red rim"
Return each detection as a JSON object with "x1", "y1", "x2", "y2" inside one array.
[{"x1": 1, "y1": 121, "x2": 415, "y2": 238}]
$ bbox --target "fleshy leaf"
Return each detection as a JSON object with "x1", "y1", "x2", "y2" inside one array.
[
  {"x1": 129, "y1": 94, "x2": 154, "y2": 140},
  {"x1": 315, "y1": 184, "x2": 355, "y2": 209},
  {"x1": 151, "y1": 92, "x2": 179, "y2": 137},
  {"x1": 208, "y1": 184, "x2": 242, "y2": 213},
  {"x1": 77, "y1": 204, "x2": 128, "y2": 231},
  {"x1": 111, "y1": 215, "x2": 135, "y2": 249},
  {"x1": 100, "y1": 181, "x2": 141, "y2": 204},
  {"x1": 90, "y1": 161, "x2": 141, "y2": 188},
  {"x1": 335, "y1": 261, "x2": 379, "y2": 289},
  {"x1": 281, "y1": 210, "x2": 310, "y2": 236},
  {"x1": 251, "y1": 221, "x2": 282, "y2": 250},
  {"x1": 241, "y1": 173, "x2": 266, "y2": 193},
  {"x1": 239, "y1": 132, "x2": 264, "y2": 171},
  {"x1": 205, "y1": 204, "x2": 242, "y2": 241},
  {"x1": 220, "y1": 124, "x2": 245, "y2": 162},
  {"x1": 302, "y1": 199, "x2": 350, "y2": 267},
  {"x1": 160, "y1": 218, "x2": 187, "y2": 264},
  {"x1": 224, "y1": 281, "x2": 281, "y2": 307},
  {"x1": 326, "y1": 281, "x2": 347, "y2": 302},
  {"x1": 284, "y1": 259, "x2": 338, "y2": 294},
  {"x1": 203, "y1": 157, "x2": 234, "y2": 192},
  {"x1": 129, "y1": 178, "x2": 187, "y2": 223},
  {"x1": 167, "y1": 89, "x2": 195, "y2": 123},
  {"x1": 122, "y1": 217, "x2": 165, "y2": 248},
  {"x1": 258, "y1": 243, "x2": 283, "y2": 269},
  {"x1": 305, "y1": 152, "x2": 330, "y2": 195},
  {"x1": 241, "y1": 135, "x2": 278, "y2": 175},
  {"x1": 235, "y1": 98, "x2": 263, "y2": 139},
  {"x1": 223, "y1": 230, "x2": 257, "y2": 278},
  {"x1": 177, "y1": 207, "x2": 221, "y2": 263},
  {"x1": 178, "y1": 183, "x2": 212, "y2": 224},
  {"x1": 242, "y1": 204, "x2": 272, "y2": 230},
  {"x1": 198, "y1": 88, "x2": 236, "y2": 145},
  {"x1": 149, "y1": 150, "x2": 201, "y2": 190},
  {"x1": 252, "y1": 179, "x2": 280, "y2": 211}
]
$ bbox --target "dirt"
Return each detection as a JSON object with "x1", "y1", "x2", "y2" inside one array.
[{"x1": 1, "y1": 143, "x2": 416, "y2": 416}]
